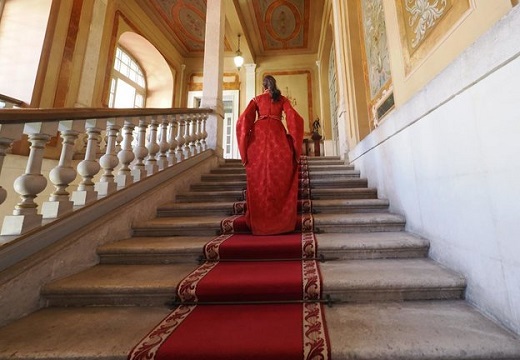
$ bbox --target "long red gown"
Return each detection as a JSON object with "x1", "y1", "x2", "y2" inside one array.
[{"x1": 236, "y1": 91, "x2": 304, "y2": 235}]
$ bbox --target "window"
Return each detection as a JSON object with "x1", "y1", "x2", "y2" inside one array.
[{"x1": 109, "y1": 46, "x2": 146, "y2": 108}]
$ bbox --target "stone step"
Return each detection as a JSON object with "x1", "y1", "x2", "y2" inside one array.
[
  {"x1": 209, "y1": 163, "x2": 356, "y2": 174},
  {"x1": 175, "y1": 187, "x2": 378, "y2": 203},
  {"x1": 190, "y1": 178, "x2": 368, "y2": 191},
  {"x1": 219, "y1": 158, "x2": 346, "y2": 169},
  {"x1": 132, "y1": 213, "x2": 406, "y2": 237},
  {"x1": 2, "y1": 301, "x2": 519, "y2": 360},
  {"x1": 156, "y1": 199, "x2": 390, "y2": 217},
  {"x1": 200, "y1": 169, "x2": 361, "y2": 182},
  {"x1": 40, "y1": 258, "x2": 464, "y2": 306},
  {"x1": 176, "y1": 189, "x2": 245, "y2": 202},
  {"x1": 97, "y1": 232, "x2": 429, "y2": 264},
  {"x1": 311, "y1": 188, "x2": 378, "y2": 199}
]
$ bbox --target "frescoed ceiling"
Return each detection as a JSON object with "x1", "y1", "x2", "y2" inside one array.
[{"x1": 143, "y1": 0, "x2": 324, "y2": 58}]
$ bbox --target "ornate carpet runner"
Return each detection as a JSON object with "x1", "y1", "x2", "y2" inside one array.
[{"x1": 128, "y1": 157, "x2": 330, "y2": 360}]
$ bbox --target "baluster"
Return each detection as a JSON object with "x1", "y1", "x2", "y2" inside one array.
[
  {"x1": 201, "y1": 113, "x2": 208, "y2": 151},
  {"x1": 184, "y1": 114, "x2": 192, "y2": 158},
  {"x1": 194, "y1": 113, "x2": 203, "y2": 154},
  {"x1": 176, "y1": 114, "x2": 186, "y2": 162},
  {"x1": 116, "y1": 118, "x2": 136, "y2": 188},
  {"x1": 189, "y1": 113, "x2": 198, "y2": 155},
  {"x1": 167, "y1": 115, "x2": 178, "y2": 166},
  {"x1": 95, "y1": 118, "x2": 122, "y2": 196},
  {"x1": 0, "y1": 123, "x2": 24, "y2": 206},
  {"x1": 71, "y1": 119, "x2": 105, "y2": 206},
  {"x1": 157, "y1": 115, "x2": 170, "y2": 170},
  {"x1": 132, "y1": 116, "x2": 149, "y2": 181},
  {"x1": 41, "y1": 120, "x2": 85, "y2": 218},
  {"x1": 1, "y1": 122, "x2": 57, "y2": 235},
  {"x1": 115, "y1": 128, "x2": 123, "y2": 154},
  {"x1": 145, "y1": 115, "x2": 159, "y2": 175}
]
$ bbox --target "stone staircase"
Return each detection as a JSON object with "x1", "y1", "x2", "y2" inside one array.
[{"x1": 1, "y1": 157, "x2": 519, "y2": 359}]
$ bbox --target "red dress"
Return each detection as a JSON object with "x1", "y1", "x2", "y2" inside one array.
[{"x1": 236, "y1": 91, "x2": 304, "y2": 235}]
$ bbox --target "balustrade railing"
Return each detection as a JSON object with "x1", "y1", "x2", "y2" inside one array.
[{"x1": 0, "y1": 107, "x2": 212, "y2": 238}]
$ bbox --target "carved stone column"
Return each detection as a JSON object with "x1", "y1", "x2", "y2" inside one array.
[
  {"x1": 176, "y1": 114, "x2": 186, "y2": 162},
  {"x1": 0, "y1": 123, "x2": 24, "y2": 206},
  {"x1": 157, "y1": 115, "x2": 170, "y2": 170},
  {"x1": 95, "y1": 118, "x2": 122, "y2": 196},
  {"x1": 116, "y1": 118, "x2": 136, "y2": 188},
  {"x1": 200, "y1": 0, "x2": 225, "y2": 154},
  {"x1": 1, "y1": 124, "x2": 54, "y2": 235},
  {"x1": 145, "y1": 115, "x2": 160, "y2": 175},
  {"x1": 41, "y1": 129, "x2": 79, "y2": 218},
  {"x1": 132, "y1": 116, "x2": 149, "y2": 181},
  {"x1": 167, "y1": 115, "x2": 179, "y2": 166},
  {"x1": 71, "y1": 120, "x2": 104, "y2": 206}
]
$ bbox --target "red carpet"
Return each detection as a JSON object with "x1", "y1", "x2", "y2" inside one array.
[{"x1": 128, "y1": 157, "x2": 330, "y2": 360}]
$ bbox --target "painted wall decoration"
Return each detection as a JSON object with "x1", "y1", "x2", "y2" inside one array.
[
  {"x1": 403, "y1": 0, "x2": 452, "y2": 52},
  {"x1": 360, "y1": 0, "x2": 392, "y2": 100},
  {"x1": 396, "y1": 0, "x2": 471, "y2": 73}
]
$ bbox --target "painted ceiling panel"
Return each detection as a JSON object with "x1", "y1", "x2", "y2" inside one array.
[
  {"x1": 147, "y1": 0, "x2": 321, "y2": 57},
  {"x1": 253, "y1": 0, "x2": 309, "y2": 51},
  {"x1": 150, "y1": 0, "x2": 207, "y2": 52}
]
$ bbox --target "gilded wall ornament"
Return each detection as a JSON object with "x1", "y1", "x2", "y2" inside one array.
[
  {"x1": 361, "y1": 0, "x2": 392, "y2": 99},
  {"x1": 405, "y1": 0, "x2": 449, "y2": 49}
]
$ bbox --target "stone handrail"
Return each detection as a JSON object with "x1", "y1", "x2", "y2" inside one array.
[
  {"x1": 0, "y1": 107, "x2": 213, "y2": 237},
  {"x1": 0, "y1": 94, "x2": 28, "y2": 109}
]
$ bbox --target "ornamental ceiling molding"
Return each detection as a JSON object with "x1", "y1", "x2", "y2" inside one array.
[
  {"x1": 150, "y1": 0, "x2": 207, "y2": 53},
  {"x1": 253, "y1": 0, "x2": 310, "y2": 52}
]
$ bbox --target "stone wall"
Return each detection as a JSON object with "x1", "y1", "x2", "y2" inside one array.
[{"x1": 350, "y1": 6, "x2": 520, "y2": 334}]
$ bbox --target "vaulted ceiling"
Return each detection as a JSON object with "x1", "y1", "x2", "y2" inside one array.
[{"x1": 143, "y1": 0, "x2": 325, "y2": 60}]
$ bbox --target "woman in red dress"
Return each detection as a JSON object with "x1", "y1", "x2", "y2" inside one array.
[{"x1": 236, "y1": 75, "x2": 304, "y2": 235}]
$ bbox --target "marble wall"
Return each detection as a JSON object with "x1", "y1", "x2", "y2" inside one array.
[{"x1": 350, "y1": 6, "x2": 520, "y2": 334}]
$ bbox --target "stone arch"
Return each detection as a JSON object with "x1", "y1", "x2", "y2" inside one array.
[{"x1": 118, "y1": 32, "x2": 174, "y2": 108}]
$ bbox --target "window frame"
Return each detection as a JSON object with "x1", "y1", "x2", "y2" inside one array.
[{"x1": 109, "y1": 46, "x2": 147, "y2": 108}]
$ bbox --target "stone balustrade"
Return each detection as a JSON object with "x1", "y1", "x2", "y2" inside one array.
[{"x1": 0, "y1": 107, "x2": 212, "y2": 237}]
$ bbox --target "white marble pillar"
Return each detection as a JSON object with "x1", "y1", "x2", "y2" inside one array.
[
  {"x1": 200, "y1": 0, "x2": 225, "y2": 156},
  {"x1": 331, "y1": 0, "x2": 351, "y2": 159},
  {"x1": 244, "y1": 63, "x2": 257, "y2": 102}
]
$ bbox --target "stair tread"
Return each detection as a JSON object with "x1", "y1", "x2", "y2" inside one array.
[
  {"x1": 97, "y1": 232, "x2": 428, "y2": 264},
  {"x1": 159, "y1": 198, "x2": 389, "y2": 209},
  {"x1": 135, "y1": 213, "x2": 405, "y2": 229},
  {"x1": 1, "y1": 302, "x2": 519, "y2": 360},
  {"x1": 98, "y1": 232, "x2": 427, "y2": 255},
  {"x1": 42, "y1": 258, "x2": 463, "y2": 296}
]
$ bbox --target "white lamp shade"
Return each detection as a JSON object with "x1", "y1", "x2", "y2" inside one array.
[{"x1": 234, "y1": 53, "x2": 244, "y2": 68}]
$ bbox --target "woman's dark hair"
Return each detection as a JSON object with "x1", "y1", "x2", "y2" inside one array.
[{"x1": 263, "y1": 75, "x2": 281, "y2": 102}]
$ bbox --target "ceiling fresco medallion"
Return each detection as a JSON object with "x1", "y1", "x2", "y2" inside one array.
[
  {"x1": 253, "y1": 0, "x2": 309, "y2": 51},
  {"x1": 151, "y1": 0, "x2": 207, "y2": 52}
]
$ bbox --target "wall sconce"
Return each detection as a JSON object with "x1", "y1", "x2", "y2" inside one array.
[{"x1": 234, "y1": 34, "x2": 244, "y2": 70}]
